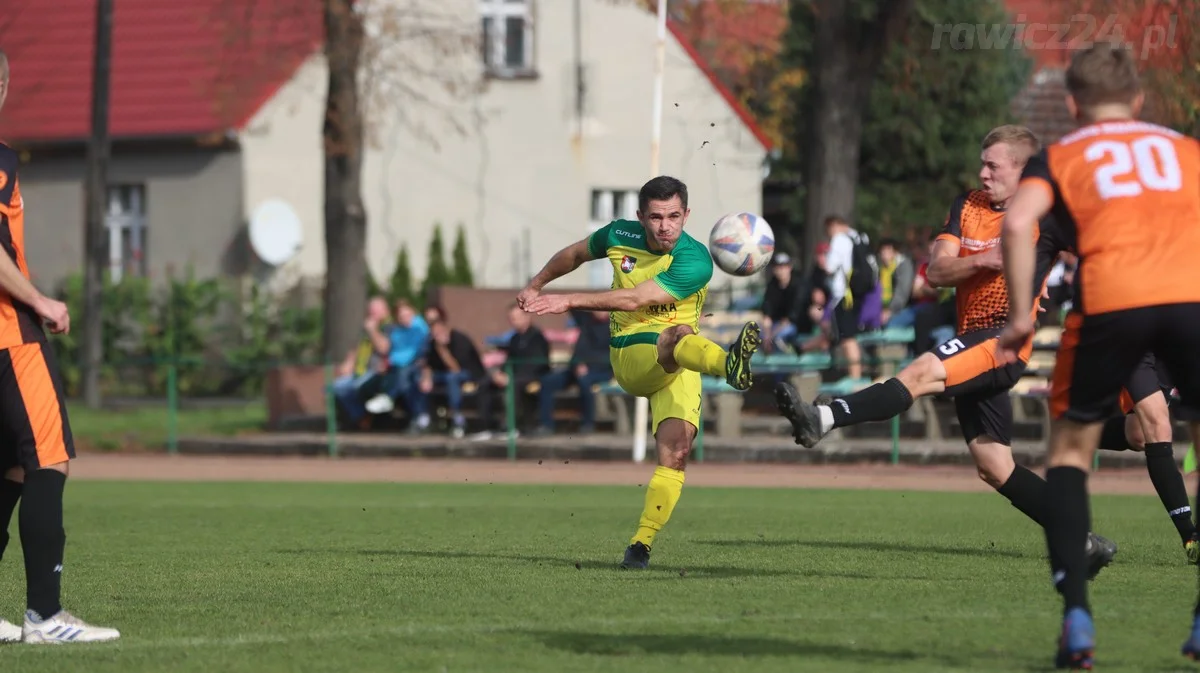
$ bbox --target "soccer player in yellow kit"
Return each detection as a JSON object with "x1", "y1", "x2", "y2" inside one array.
[{"x1": 519, "y1": 176, "x2": 761, "y2": 568}]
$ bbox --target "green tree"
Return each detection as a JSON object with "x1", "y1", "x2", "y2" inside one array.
[
  {"x1": 450, "y1": 223, "x2": 474, "y2": 286},
  {"x1": 365, "y1": 269, "x2": 384, "y2": 299},
  {"x1": 779, "y1": 0, "x2": 1029, "y2": 244},
  {"x1": 389, "y1": 244, "x2": 416, "y2": 305},
  {"x1": 420, "y1": 224, "x2": 452, "y2": 305}
]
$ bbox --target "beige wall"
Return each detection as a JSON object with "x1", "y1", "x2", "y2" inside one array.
[
  {"x1": 240, "y1": 0, "x2": 767, "y2": 296},
  {"x1": 17, "y1": 147, "x2": 244, "y2": 290}
]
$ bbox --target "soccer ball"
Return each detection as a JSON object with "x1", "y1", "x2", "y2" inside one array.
[{"x1": 708, "y1": 212, "x2": 775, "y2": 276}]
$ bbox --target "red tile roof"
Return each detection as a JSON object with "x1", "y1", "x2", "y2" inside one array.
[
  {"x1": 0, "y1": 0, "x2": 768, "y2": 152},
  {"x1": 0, "y1": 0, "x2": 321, "y2": 143}
]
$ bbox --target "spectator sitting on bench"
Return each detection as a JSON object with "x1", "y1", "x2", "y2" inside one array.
[
  {"x1": 364, "y1": 299, "x2": 431, "y2": 432},
  {"x1": 421, "y1": 313, "x2": 485, "y2": 438},
  {"x1": 876, "y1": 238, "x2": 915, "y2": 328},
  {"x1": 472, "y1": 304, "x2": 550, "y2": 440},
  {"x1": 532, "y1": 310, "x2": 613, "y2": 436},
  {"x1": 332, "y1": 295, "x2": 392, "y2": 428},
  {"x1": 760, "y1": 252, "x2": 809, "y2": 353}
]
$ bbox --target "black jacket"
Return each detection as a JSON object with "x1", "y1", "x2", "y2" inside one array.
[
  {"x1": 427, "y1": 329, "x2": 485, "y2": 379},
  {"x1": 503, "y1": 326, "x2": 550, "y2": 381},
  {"x1": 569, "y1": 310, "x2": 612, "y2": 371},
  {"x1": 761, "y1": 275, "x2": 808, "y2": 325}
]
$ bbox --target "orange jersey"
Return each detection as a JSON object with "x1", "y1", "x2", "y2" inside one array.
[
  {"x1": 0, "y1": 143, "x2": 44, "y2": 348},
  {"x1": 1021, "y1": 121, "x2": 1200, "y2": 315},
  {"x1": 936, "y1": 190, "x2": 1009, "y2": 333}
]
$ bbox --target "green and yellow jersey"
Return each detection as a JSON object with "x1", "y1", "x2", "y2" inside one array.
[{"x1": 587, "y1": 219, "x2": 713, "y2": 344}]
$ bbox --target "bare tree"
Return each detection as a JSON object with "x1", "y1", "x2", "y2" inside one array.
[
  {"x1": 211, "y1": 0, "x2": 481, "y2": 362},
  {"x1": 321, "y1": 0, "x2": 369, "y2": 362},
  {"x1": 800, "y1": 0, "x2": 914, "y2": 268}
]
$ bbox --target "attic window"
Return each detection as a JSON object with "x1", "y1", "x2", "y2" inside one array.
[{"x1": 480, "y1": 0, "x2": 536, "y2": 78}]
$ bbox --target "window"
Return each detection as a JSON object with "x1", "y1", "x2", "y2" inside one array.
[
  {"x1": 105, "y1": 184, "x2": 147, "y2": 283},
  {"x1": 587, "y1": 189, "x2": 638, "y2": 288},
  {"x1": 479, "y1": 0, "x2": 535, "y2": 77}
]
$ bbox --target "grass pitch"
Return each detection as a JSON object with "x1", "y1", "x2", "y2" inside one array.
[{"x1": 0, "y1": 481, "x2": 1195, "y2": 672}]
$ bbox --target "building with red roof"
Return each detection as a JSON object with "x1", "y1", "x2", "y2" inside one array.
[{"x1": 0, "y1": 0, "x2": 769, "y2": 289}]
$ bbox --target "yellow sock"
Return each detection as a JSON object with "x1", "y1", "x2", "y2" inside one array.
[
  {"x1": 672, "y1": 334, "x2": 727, "y2": 378},
  {"x1": 631, "y1": 466, "x2": 686, "y2": 547}
]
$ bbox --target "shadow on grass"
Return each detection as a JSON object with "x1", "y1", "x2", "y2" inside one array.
[
  {"x1": 696, "y1": 537, "x2": 1028, "y2": 559},
  {"x1": 521, "y1": 630, "x2": 1023, "y2": 669},
  {"x1": 277, "y1": 547, "x2": 961, "y2": 583},
  {"x1": 276, "y1": 547, "x2": 800, "y2": 579}
]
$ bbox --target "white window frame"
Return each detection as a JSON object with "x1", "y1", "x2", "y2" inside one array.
[
  {"x1": 106, "y1": 184, "x2": 147, "y2": 283},
  {"x1": 479, "y1": 0, "x2": 535, "y2": 77},
  {"x1": 587, "y1": 189, "x2": 638, "y2": 289}
]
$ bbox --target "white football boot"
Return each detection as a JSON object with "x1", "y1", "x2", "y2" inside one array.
[
  {"x1": 23, "y1": 610, "x2": 120, "y2": 644},
  {"x1": 0, "y1": 618, "x2": 21, "y2": 642}
]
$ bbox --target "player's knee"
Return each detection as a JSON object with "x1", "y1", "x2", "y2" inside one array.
[
  {"x1": 3, "y1": 466, "x2": 23, "y2": 483},
  {"x1": 971, "y1": 446, "x2": 1014, "y2": 489},
  {"x1": 656, "y1": 325, "x2": 694, "y2": 368},
  {"x1": 896, "y1": 353, "x2": 943, "y2": 395}
]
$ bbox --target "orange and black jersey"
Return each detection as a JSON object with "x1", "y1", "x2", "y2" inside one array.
[
  {"x1": 0, "y1": 143, "x2": 45, "y2": 349},
  {"x1": 1020, "y1": 121, "x2": 1200, "y2": 315},
  {"x1": 936, "y1": 189, "x2": 1069, "y2": 334}
]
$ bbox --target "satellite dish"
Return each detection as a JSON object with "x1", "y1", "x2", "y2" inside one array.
[{"x1": 249, "y1": 199, "x2": 303, "y2": 266}]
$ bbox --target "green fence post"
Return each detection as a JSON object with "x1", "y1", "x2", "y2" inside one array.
[
  {"x1": 324, "y1": 361, "x2": 338, "y2": 458},
  {"x1": 504, "y1": 361, "x2": 517, "y2": 460},
  {"x1": 890, "y1": 415, "x2": 900, "y2": 465},
  {"x1": 166, "y1": 359, "x2": 179, "y2": 455}
]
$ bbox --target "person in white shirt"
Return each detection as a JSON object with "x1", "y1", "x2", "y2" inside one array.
[{"x1": 822, "y1": 215, "x2": 868, "y2": 379}]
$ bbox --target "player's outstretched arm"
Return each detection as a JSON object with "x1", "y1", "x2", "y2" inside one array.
[
  {"x1": 926, "y1": 237, "x2": 997, "y2": 287},
  {"x1": 524, "y1": 279, "x2": 675, "y2": 315},
  {"x1": 518, "y1": 239, "x2": 596, "y2": 308}
]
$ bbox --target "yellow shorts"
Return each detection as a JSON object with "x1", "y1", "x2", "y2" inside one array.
[{"x1": 610, "y1": 340, "x2": 701, "y2": 434}]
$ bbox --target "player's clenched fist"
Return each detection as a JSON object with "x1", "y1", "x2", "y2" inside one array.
[
  {"x1": 33, "y1": 295, "x2": 70, "y2": 335},
  {"x1": 516, "y1": 285, "x2": 540, "y2": 311}
]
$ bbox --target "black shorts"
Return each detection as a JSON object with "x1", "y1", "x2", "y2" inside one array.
[
  {"x1": 830, "y1": 298, "x2": 860, "y2": 344},
  {"x1": 929, "y1": 328, "x2": 1027, "y2": 446},
  {"x1": 1120, "y1": 352, "x2": 1200, "y2": 421},
  {"x1": 1052, "y1": 304, "x2": 1200, "y2": 423},
  {"x1": 0, "y1": 342, "x2": 76, "y2": 472},
  {"x1": 954, "y1": 389, "x2": 1013, "y2": 446}
]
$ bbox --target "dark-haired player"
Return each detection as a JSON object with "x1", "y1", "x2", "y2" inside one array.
[{"x1": 518, "y1": 176, "x2": 760, "y2": 570}]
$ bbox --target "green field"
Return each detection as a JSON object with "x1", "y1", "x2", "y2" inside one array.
[{"x1": 0, "y1": 481, "x2": 1196, "y2": 672}]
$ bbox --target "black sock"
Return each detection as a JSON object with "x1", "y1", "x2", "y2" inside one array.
[
  {"x1": 1144, "y1": 443, "x2": 1196, "y2": 542},
  {"x1": 826, "y1": 378, "x2": 913, "y2": 428},
  {"x1": 0, "y1": 478, "x2": 22, "y2": 561},
  {"x1": 996, "y1": 465, "x2": 1047, "y2": 526},
  {"x1": 1097, "y1": 415, "x2": 1132, "y2": 451},
  {"x1": 20, "y1": 469, "x2": 66, "y2": 620},
  {"x1": 1045, "y1": 466, "x2": 1090, "y2": 614}
]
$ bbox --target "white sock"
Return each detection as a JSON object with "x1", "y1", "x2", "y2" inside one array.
[{"x1": 817, "y1": 405, "x2": 835, "y2": 435}]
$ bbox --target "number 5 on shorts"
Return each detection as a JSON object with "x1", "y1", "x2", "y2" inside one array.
[{"x1": 939, "y1": 338, "x2": 966, "y2": 356}]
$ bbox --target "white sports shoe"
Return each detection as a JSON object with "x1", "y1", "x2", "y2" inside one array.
[
  {"x1": 0, "y1": 618, "x2": 20, "y2": 643},
  {"x1": 23, "y1": 610, "x2": 120, "y2": 644}
]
